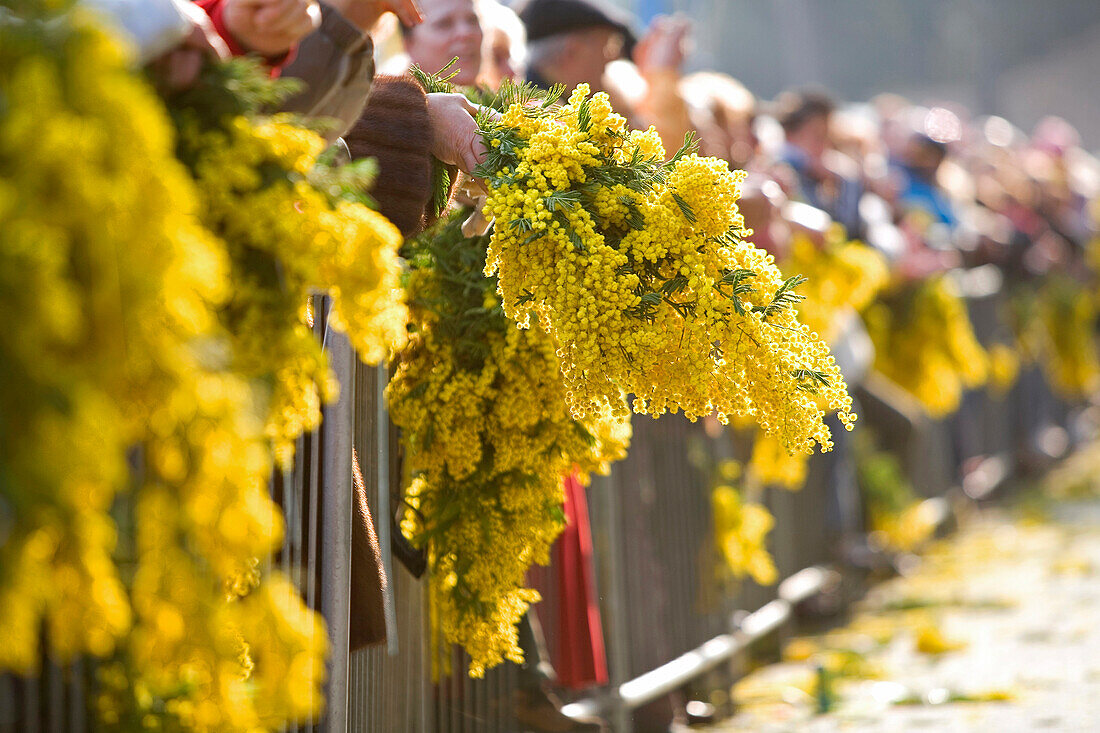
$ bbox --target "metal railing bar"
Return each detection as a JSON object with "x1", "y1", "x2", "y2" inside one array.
[
  {"x1": 45, "y1": 657, "x2": 61, "y2": 733},
  {"x1": 596, "y1": 469, "x2": 633, "y2": 733},
  {"x1": 24, "y1": 671, "x2": 38, "y2": 733},
  {"x1": 562, "y1": 565, "x2": 835, "y2": 719},
  {"x1": 320, "y1": 323, "x2": 354, "y2": 733},
  {"x1": 372, "y1": 364, "x2": 399, "y2": 659}
]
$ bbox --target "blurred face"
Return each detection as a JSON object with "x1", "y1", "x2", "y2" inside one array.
[
  {"x1": 714, "y1": 106, "x2": 757, "y2": 169},
  {"x1": 903, "y1": 137, "x2": 946, "y2": 180},
  {"x1": 482, "y1": 25, "x2": 521, "y2": 87},
  {"x1": 405, "y1": 0, "x2": 483, "y2": 86},
  {"x1": 794, "y1": 114, "x2": 830, "y2": 161},
  {"x1": 575, "y1": 26, "x2": 623, "y2": 84},
  {"x1": 538, "y1": 25, "x2": 623, "y2": 92}
]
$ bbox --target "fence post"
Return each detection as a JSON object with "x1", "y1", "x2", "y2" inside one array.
[
  {"x1": 320, "y1": 323, "x2": 355, "y2": 733},
  {"x1": 374, "y1": 364, "x2": 399, "y2": 657},
  {"x1": 595, "y1": 470, "x2": 633, "y2": 732}
]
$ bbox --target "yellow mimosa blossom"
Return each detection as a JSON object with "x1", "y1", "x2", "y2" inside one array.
[
  {"x1": 388, "y1": 213, "x2": 629, "y2": 677},
  {"x1": 711, "y1": 486, "x2": 778, "y2": 586},
  {"x1": 478, "y1": 83, "x2": 854, "y2": 454},
  {"x1": 865, "y1": 276, "x2": 989, "y2": 417}
]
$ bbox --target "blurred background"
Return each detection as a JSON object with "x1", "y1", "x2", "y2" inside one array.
[{"x1": 612, "y1": 0, "x2": 1100, "y2": 148}]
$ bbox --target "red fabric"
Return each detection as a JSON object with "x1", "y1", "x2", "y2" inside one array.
[
  {"x1": 553, "y1": 473, "x2": 609, "y2": 689},
  {"x1": 195, "y1": 0, "x2": 295, "y2": 76}
]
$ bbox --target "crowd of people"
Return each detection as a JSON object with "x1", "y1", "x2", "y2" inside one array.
[
  {"x1": 96, "y1": 0, "x2": 1099, "y2": 297},
  {"x1": 8, "y1": 0, "x2": 1100, "y2": 731}
]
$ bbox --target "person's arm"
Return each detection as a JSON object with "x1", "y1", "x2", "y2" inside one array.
[
  {"x1": 83, "y1": 0, "x2": 203, "y2": 62},
  {"x1": 280, "y1": 3, "x2": 377, "y2": 142},
  {"x1": 196, "y1": 0, "x2": 321, "y2": 75},
  {"x1": 633, "y1": 16, "x2": 694, "y2": 157},
  {"x1": 83, "y1": 0, "x2": 229, "y2": 88},
  {"x1": 344, "y1": 79, "x2": 486, "y2": 237},
  {"x1": 344, "y1": 76, "x2": 436, "y2": 237}
]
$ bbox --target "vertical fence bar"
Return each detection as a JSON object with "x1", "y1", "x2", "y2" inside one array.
[
  {"x1": 319, "y1": 322, "x2": 354, "y2": 733},
  {"x1": 24, "y1": 673, "x2": 38, "y2": 733},
  {"x1": 0, "y1": 675, "x2": 14, "y2": 733},
  {"x1": 374, "y1": 364, "x2": 398, "y2": 657},
  {"x1": 45, "y1": 659, "x2": 62, "y2": 733},
  {"x1": 595, "y1": 469, "x2": 633, "y2": 733}
]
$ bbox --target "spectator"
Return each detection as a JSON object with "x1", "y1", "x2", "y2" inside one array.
[
  {"x1": 776, "y1": 88, "x2": 865, "y2": 237},
  {"x1": 894, "y1": 133, "x2": 957, "y2": 228},
  {"x1": 479, "y1": 0, "x2": 527, "y2": 88},
  {"x1": 400, "y1": 0, "x2": 483, "y2": 85},
  {"x1": 281, "y1": 0, "x2": 423, "y2": 142},
  {"x1": 278, "y1": 0, "x2": 493, "y2": 654},
  {"x1": 196, "y1": 0, "x2": 322, "y2": 73},
  {"x1": 83, "y1": 0, "x2": 230, "y2": 88},
  {"x1": 629, "y1": 14, "x2": 693, "y2": 152},
  {"x1": 680, "y1": 71, "x2": 758, "y2": 168},
  {"x1": 516, "y1": 0, "x2": 635, "y2": 94}
]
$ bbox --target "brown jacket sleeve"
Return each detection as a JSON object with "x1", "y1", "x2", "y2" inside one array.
[
  {"x1": 281, "y1": 4, "x2": 375, "y2": 144},
  {"x1": 350, "y1": 449, "x2": 388, "y2": 650},
  {"x1": 344, "y1": 75, "x2": 456, "y2": 238}
]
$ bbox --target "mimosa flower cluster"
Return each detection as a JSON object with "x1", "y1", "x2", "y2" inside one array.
[
  {"x1": 748, "y1": 431, "x2": 810, "y2": 490},
  {"x1": 781, "y1": 230, "x2": 889, "y2": 342},
  {"x1": 711, "y1": 484, "x2": 778, "y2": 586},
  {"x1": 864, "y1": 276, "x2": 989, "y2": 417},
  {"x1": 0, "y1": 7, "x2": 407, "y2": 730},
  {"x1": 387, "y1": 213, "x2": 629, "y2": 677},
  {"x1": 475, "y1": 82, "x2": 854, "y2": 454},
  {"x1": 177, "y1": 108, "x2": 407, "y2": 466},
  {"x1": 986, "y1": 342, "x2": 1021, "y2": 397},
  {"x1": 1035, "y1": 278, "x2": 1100, "y2": 398},
  {"x1": 741, "y1": 231, "x2": 887, "y2": 491},
  {"x1": 856, "y1": 437, "x2": 938, "y2": 553},
  {"x1": 0, "y1": 9, "x2": 179, "y2": 674}
]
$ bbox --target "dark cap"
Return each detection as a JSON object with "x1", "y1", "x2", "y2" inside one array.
[
  {"x1": 773, "y1": 88, "x2": 836, "y2": 134},
  {"x1": 516, "y1": 0, "x2": 638, "y2": 56}
]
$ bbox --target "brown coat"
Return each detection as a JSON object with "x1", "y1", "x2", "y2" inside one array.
[
  {"x1": 285, "y1": 13, "x2": 457, "y2": 648},
  {"x1": 345, "y1": 75, "x2": 458, "y2": 238},
  {"x1": 281, "y1": 3, "x2": 376, "y2": 144}
]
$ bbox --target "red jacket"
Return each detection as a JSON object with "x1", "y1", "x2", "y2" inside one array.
[{"x1": 195, "y1": 0, "x2": 296, "y2": 76}]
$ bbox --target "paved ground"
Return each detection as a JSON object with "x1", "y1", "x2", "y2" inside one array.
[{"x1": 705, "y1": 499, "x2": 1100, "y2": 732}]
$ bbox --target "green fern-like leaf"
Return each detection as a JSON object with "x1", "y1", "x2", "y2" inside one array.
[{"x1": 755, "y1": 275, "x2": 808, "y2": 319}]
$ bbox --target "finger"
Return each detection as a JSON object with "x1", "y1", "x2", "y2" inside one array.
[
  {"x1": 477, "y1": 106, "x2": 502, "y2": 124},
  {"x1": 647, "y1": 13, "x2": 669, "y2": 31},
  {"x1": 458, "y1": 95, "x2": 479, "y2": 116},
  {"x1": 392, "y1": 0, "x2": 424, "y2": 27},
  {"x1": 186, "y1": 23, "x2": 231, "y2": 60},
  {"x1": 465, "y1": 136, "x2": 489, "y2": 173},
  {"x1": 176, "y1": 50, "x2": 204, "y2": 88},
  {"x1": 260, "y1": 1, "x2": 320, "y2": 41},
  {"x1": 282, "y1": 2, "x2": 321, "y2": 37},
  {"x1": 163, "y1": 49, "x2": 203, "y2": 90},
  {"x1": 669, "y1": 14, "x2": 692, "y2": 31},
  {"x1": 461, "y1": 207, "x2": 492, "y2": 237}
]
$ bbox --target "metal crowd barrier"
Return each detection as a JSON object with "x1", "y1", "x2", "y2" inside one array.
[{"x1": 4, "y1": 268, "x2": 1093, "y2": 733}]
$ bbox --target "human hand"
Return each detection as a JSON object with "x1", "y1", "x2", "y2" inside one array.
[
  {"x1": 427, "y1": 93, "x2": 492, "y2": 174},
  {"x1": 150, "y1": 2, "x2": 231, "y2": 90},
  {"x1": 633, "y1": 14, "x2": 691, "y2": 75},
  {"x1": 456, "y1": 175, "x2": 492, "y2": 236},
  {"x1": 326, "y1": 0, "x2": 423, "y2": 30},
  {"x1": 222, "y1": 0, "x2": 321, "y2": 56}
]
